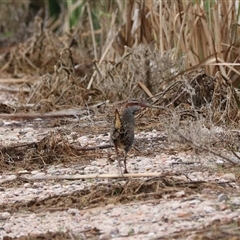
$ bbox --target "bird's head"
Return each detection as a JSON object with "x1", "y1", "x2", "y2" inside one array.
[{"x1": 124, "y1": 100, "x2": 150, "y2": 114}]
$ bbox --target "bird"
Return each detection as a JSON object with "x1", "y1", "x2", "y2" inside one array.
[{"x1": 111, "y1": 100, "x2": 150, "y2": 175}]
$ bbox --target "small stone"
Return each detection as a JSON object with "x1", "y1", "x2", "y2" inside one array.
[
  {"x1": 147, "y1": 232, "x2": 155, "y2": 237},
  {"x1": 204, "y1": 206, "x2": 214, "y2": 213},
  {"x1": 145, "y1": 165, "x2": 152, "y2": 170},
  {"x1": 34, "y1": 172, "x2": 46, "y2": 177},
  {"x1": 24, "y1": 183, "x2": 31, "y2": 188},
  {"x1": 177, "y1": 211, "x2": 192, "y2": 218},
  {"x1": 151, "y1": 218, "x2": 157, "y2": 223},
  {"x1": 100, "y1": 234, "x2": 112, "y2": 240},
  {"x1": 110, "y1": 228, "x2": 119, "y2": 236},
  {"x1": 215, "y1": 159, "x2": 224, "y2": 166},
  {"x1": 221, "y1": 173, "x2": 235, "y2": 181},
  {"x1": 33, "y1": 182, "x2": 43, "y2": 187},
  {"x1": 232, "y1": 198, "x2": 240, "y2": 205},
  {"x1": 18, "y1": 170, "x2": 29, "y2": 174},
  {"x1": 77, "y1": 136, "x2": 88, "y2": 142},
  {"x1": 187, "y1": 199, "x2": 201, "y2": 205},
  {"x1": 218, "y1": 193, "x2": 230, "y2": 202},
  {"x1": 175, "y1": 190, "x2": 185, "y2": 197},
  {"x1": 48, "y1": 169, "x2": 57, "y2": 174},
  {"x1": 4, "y1": 224, "x2": 12, "y2": 233},
  {"x1": 68, "y1": 208, "x2": 80, "y2": 215},
  {"x1": 29, "y1": 213, "x2": 37, "y2": 219},
  {"x1": 0, "y1": 175, "x2": 17, "y2": 184},
  {"x1": 13, "y1": 191, "x2": 20, "y2": 196},
  {"x1": 201, "y1": 188, "x2": 212, "y2": 195},
  {"x1": 0, "y1": 212, "x2": 11, "y2": 220},
  {"x1": 84, "y1": 166, "x2": 97, "y2": 172},
  {"x1": 219, "y1": 204, "x2": 228, "y2": 211}
]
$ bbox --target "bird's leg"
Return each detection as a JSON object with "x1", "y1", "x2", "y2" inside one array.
[
  {"x1": 123, "y1": 151, "x2": 129, "y2": 174},
  {"x1": 115, "y1": 146, "x2": 123, "y2": 176}
]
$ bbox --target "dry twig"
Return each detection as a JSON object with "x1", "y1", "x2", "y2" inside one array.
[{"x1": 175, "y1": 128, "x2": 240, "y2": 166}]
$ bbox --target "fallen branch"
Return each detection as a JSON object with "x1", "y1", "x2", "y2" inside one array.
[
  {"x1": 137, "y1": 81, "x2": 157, "y2": 102},
  {"x1": 0, "y1": 175, "x2": 17, "y2": 184},
  {"x1": 21, "y1": 172, "x2": 163, "y2": 181},
  {"x1": 71, "y1": 144, "x2": 113, "y2": 151},
  {"x1": 0, "y1": 108, "x2": 90, "y2": 119}
]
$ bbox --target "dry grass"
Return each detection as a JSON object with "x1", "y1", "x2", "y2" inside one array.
[
  {"x1": 1, "y1": 1, "x2": 240, "y2": 78},
  {"x1": 1, "y1": 2, "x2": 240, "y2": 177},
  {"x1": 89, "y1": 0, "x2": 240, "y2": 84},
  {"x1": 0, "y1": 1, "x2": 240, "y2": 173}
]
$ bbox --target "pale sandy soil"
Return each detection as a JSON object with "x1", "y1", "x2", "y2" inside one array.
[{"x1": 0, "y1": 117, "x2": 239, "y2": 239}]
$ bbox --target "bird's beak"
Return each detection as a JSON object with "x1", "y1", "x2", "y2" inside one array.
[{"x1": 140, "y1": 102, "x2": 151, "y2": 108}]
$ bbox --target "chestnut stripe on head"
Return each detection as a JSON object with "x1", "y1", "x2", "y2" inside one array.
[{"x1": 124, "y1": 100, "x2": 150, "y2": 108}]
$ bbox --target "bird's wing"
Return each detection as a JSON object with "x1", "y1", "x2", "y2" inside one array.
[{"x1": 114, "y1": 109, "x2": 122, "y2": 130}]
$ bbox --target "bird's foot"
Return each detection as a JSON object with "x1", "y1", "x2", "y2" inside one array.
[
  {"x1": 117, "y1": 168, "x2": 124, "y2": 177},
  {"x1": 117, "y1": 162, "x2": 123, "y2": 177}
]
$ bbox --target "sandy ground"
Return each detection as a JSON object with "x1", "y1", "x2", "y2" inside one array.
[{"x1": 0, "y1": 113, "x2": 239, "y2": 240}]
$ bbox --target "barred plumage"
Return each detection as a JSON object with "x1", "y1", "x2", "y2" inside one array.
[{"x1": 111, "y1": 100, "x2": 149, "y2": 175}]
